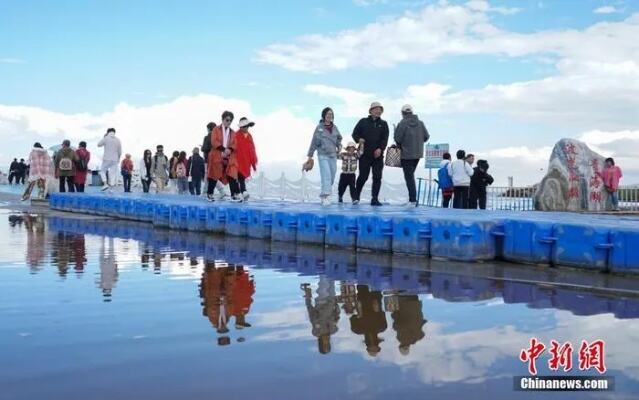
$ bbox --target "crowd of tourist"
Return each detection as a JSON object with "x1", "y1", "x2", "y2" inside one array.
[{"x1": 12, "y1": 102, "x2": 624, "y2": 209}]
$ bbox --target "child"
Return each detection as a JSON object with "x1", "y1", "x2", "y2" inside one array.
[
  {"x1": 175, "y1": 151, "x2": 189, "y2": 195},
  {"x1": 120, "y1": 154, "x2": 134, "y2": 193},
  {"x1": 437, "y1": 152, "x2": 453, "y2": 208},
  {"x1": 601, "y1": 157, "x2": 623, "y2": 211},
  {"x1": 469, "y1": 159, "x2": 494, "y2": 209},
  {"x1": 337, "y1": 142, "x2": 361, "y2": 203}
]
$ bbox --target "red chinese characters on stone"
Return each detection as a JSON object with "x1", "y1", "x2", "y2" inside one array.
[
  {"x1": 568, "y1": 187, "x2": 580, "y2": 199},
  {"x1": 566, "y1": 156, "x2": 576, "y2": 169},
  {"x1": 520, "y1": 338, "x2": 546, "y2": 375},
  {"x1": 579, "y1": 340, "x2": 607, "y2": 374},
  {"x1": 564, "y1": 143, "x2": 578, "y2": 156},
  {"x1": 589, "y1": 191, "x2": 602, "y2": 203},
  {"x1": 589, "y1": 175, "x2": 602, "y2": 189},
  {"x1": 548, "y1": 340, "x2": 573, "y2": 372}
]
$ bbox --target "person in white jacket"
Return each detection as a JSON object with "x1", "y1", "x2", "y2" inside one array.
[
  {"x1": 97, "y1": 128, "x2": 122, "y2": 190},
  {"x1": 447, "y1": 149, "x2": 474, "y2": 209}
]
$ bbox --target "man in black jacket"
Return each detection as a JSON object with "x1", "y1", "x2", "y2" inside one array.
[
  {"x1": 201, "y1": 122, "x2": 216, "y2": 162},
  {"x1": 352, "y1": 102, "x2": 389, "y2": 206},
  {"x1": 187, "y1": 147, "x2": 206, "y2": 195},
  {"x1": 8, "y1": 158, "x2": 19, "y2": 184}
]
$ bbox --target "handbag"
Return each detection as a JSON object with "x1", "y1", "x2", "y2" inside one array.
[{"x1": 384, "y1": 145, "x2": 402, "y2": 168}]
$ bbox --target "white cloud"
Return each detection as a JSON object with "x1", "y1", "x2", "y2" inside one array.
[
  {"x1": 256, "y1": 2, "x2": 638, "y2": 73},
  {"x1": 594, "y1": 6, "x2": 618, "y2": 14},
  {"x1": 0, "y1": 58, "x2": 25, "y2": 64},
  {"x1": 353, "y1": 0, "x2": 387, "y2": 6},
  {"x1": 0, "y1": 95, "x2": 316, "y2": 173}
]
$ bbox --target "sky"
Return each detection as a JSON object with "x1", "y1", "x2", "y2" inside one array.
[{"x1": 1, "y1": 0, "x2": 638, "y2": 186}]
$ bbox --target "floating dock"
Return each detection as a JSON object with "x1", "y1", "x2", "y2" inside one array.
[{"x1": 48, "y1": 192, "x2": 639, "y2": 274}]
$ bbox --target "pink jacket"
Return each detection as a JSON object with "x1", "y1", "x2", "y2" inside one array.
[{"x1": 601, "y1": 166, "x2": 623, "y2": 191}]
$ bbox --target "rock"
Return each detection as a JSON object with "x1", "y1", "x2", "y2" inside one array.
[{"x1": 535, "y1": 138, "x2": 611, "y2": 212}]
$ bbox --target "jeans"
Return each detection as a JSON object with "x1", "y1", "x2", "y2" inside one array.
[
  {"x1": 355, "y1": 155, "x2": 384, "y2": 201},
  {"x1": 177, "y1": 177, "x2": 189, "y2": 194},
  {"x1": 401, "y1": 159, "x2": 419, "y2": 203},
  {"x1": 453, "y1": 186, "x2": 469, "y2": 209},
  {"x1": 122, "y1": 174, "x2": 132, "y2": 192},
  {"x1": 189, "y1": 178, "x2": 202, "y2": 195},
  {"x1": 141, "y1": 178, "x2": 151, "y2": 193},
  {"x1": 338, "y1": 173, "x2": 356, "y2": 200},
  {"x1": 318, "y1": 155, "x2": 337, "y2": 197},
  {"x1": 100, "y1": 160, "x2": 118, "y2": 186},
  {"x1": 609, "y1": 191, "x2": 619, "y2": 209},
  {"x1": 59, "y1": 176, "x2": 75, "y2": 193}
]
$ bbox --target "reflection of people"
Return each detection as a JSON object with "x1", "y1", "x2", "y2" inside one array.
[
  {"x1": 24, "y1": 214, "x2": 46, "y2": 272},
  {"x1": 338, "y1": 283, "x2": 357, "y2": 315},
  {"x1": 302, "y1": 276, "x2": 340, "y2": 354},
  {"x1": 51, "y1": 232, "x2": 72, "y2": 277},
  {"x1": 390, "y1": 295, "x2": 427, "y2": 355},
  {"x1": 72, "y1": 234, "x2": 86, "y2": 274},
  {"x1": 97, "y1": 238, "x2": 119, "y2": 301},
  {"x1": 350, "y1": 285, "x2": 387, "y2": 356},
  {"x1": 200, "y1": 263, "x2": 255, "y2": 346}
]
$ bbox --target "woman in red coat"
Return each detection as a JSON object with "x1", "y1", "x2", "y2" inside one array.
[
  {"x1": 74, "y1": 141, "x2": 91, "y2": 192},
  {"x1": 207, "y1": 111, "x2": 239, "y2": 202},
  {"x1": 235, "y1": 117, "x2": 258, "y2": 201}
]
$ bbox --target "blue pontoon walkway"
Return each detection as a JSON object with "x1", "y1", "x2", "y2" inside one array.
[{"x1": 48, "y1": 192, "x2": 639, "y2": 274}]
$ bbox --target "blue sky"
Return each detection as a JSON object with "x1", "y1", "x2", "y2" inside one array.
[{"x1": 1, "y1": 0, "x2": 638, "y2": 185}]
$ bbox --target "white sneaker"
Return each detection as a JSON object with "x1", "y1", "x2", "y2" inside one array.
[
  {"x1": 242, "y1": 191, "x2": 250, "y2": 201},
  {"x1": 352, "y1": 200, "x2": 359, "y2": 205},
  {"x1": 321, "y1": 197, "x2": 331, "y2": 206},
  {"x1": 231, "y1": 195, "x2": 243, "y2": 203},
  {"x1": 101, "y1": 185, "x2": 109, "y2": 192},
  {"x1": 408, "y1": 201, "x2": 417, "y2": 207},
  {"x1": 207, "y1": 194, "x2": 215, "y2": 202}
]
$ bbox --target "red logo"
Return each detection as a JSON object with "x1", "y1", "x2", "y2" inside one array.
[{"x1": 520, "y1": 339, "x2": 606, "y2": 375}]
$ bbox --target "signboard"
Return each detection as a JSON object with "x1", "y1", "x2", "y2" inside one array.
[{"x1": 424, "y1": 143, "x2": 449, "y2": 169}]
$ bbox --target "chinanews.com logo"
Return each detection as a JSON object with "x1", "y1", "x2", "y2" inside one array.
[{"x1": 514, "y1": 338, "x2": 615, "y2": 391}]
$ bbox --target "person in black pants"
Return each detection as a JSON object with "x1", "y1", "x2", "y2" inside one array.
[
  {"x1": 394, "y1": 104, "x2": 429, "y2": 205},
  {"x1": 469, "y1": 159, "x2": 494, "y2": 209},
  {"x1": 352, "y1": 102, "x2": 389, "y2": 206},
  {"x1": 337, "y1": 142, "x2": 361, "y2": 202},
  {"x1": 187, "y1": 147, "x2": 206, "y2": 195},
  {"x1": 448, "y1": 150, "x2": 474, "y2": 209}
]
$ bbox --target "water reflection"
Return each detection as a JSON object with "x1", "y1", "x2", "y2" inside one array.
[
  {"x1": 4, "y1": 213, "x2": 639, "y2": 398},
  {"x1": 200, "y1": 262, "x2": 255, "y2": 345}
]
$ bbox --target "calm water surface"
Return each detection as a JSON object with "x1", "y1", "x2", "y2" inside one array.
[{"x1": 1, "y1": 210, "x2": 638, "y2": 400}]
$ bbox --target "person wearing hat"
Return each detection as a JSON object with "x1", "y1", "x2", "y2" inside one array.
[
  {"x1": 394, "y1": 104, "x2": 430, "y2": 205},
  {"x1": 352, "y1": 101, "x2": 389, "y2": 206},
  {"x1": 306, "y1": 107, "x2": 343, "y2": 206},
  {"x1": 235, "y1": 117, "x2": 258, "y2": 200},
  {"x1": 337, "y1": 141, "x2": 362, "y2": 203},
  {"x1": 206, "y1": 111, "x2": 240, "y2": 202}
]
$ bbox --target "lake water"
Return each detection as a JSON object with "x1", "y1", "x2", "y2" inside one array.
[{"x1": 1, "y1": 208, "x2": 638, "y2": 399}]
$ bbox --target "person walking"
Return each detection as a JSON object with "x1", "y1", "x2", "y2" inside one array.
[
  {"x1": 448, "y1": 150, "x2": 474, "y2": 209},
  {"x1": 22, "y1": 143, "x2": 54, "y2": 201},
  {"x1": 352, "y1": 102, "x2": 389, "y2": 206},
  {"x1": 120, "y1": 154, "x2": 134, "y2": 193},
  {"x1": 235, "y1": 117, "x2": 258, "y2": 201},
  {"x1": 151, "y1": 145, "x2": 169, "y2": 193},
  {"x1": 601, "y1": 157, "x2": 623, "y2": 211},
  {"x1": 168, "y1": 150, "x2": 180, "y2": 192},
  {"x1": 97, "y1": 127, "x2": 122, "y2": 191},
  {"x1": 394, "y1": 104, "x2": 429, "y2": 206},
  {"x1": 469, "y1": 159, "x2": 494, "y2": 209},
  {"x1": 17, "y1": 159, "x2": 27, "y2": 184},
  {"x1": 54, "y1": 140, "x2": 77, "y2": 193},
  {"x1": 187, "y1": 147, "x2": 205, "y2": 196},
  {"x1": 74, "y1": 141, "x2": 91, "y2": 192},
  {"x1": 306, "y1": 107, "x2": 342, "y2": 205},
  {"x1": 175, "y1": 151, "x2": 189, "y2": 195},
  {"x1": 337, "y1": 142, "x2": 361, "y2": 203},
  {"x1": 437, "y1": 153, "x2": 454, "y2": 208},
  {"x1": 139, "y1": 150, "x2": 153, "y2": 193},
  {"x1": 206, "y1": 111, "x2": 239, "y2": 202},
  {"x1": 8, "y1": 159, "x2": 18, "y2": 184}
]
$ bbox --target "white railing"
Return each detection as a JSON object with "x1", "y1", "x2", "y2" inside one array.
[{"x1": 247, "y1": 172, "x2": 408, "y2": 203}]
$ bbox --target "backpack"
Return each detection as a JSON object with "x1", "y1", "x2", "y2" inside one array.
[
  {"x1": 76, "y1": 157, "x2": 88, "y2": 172},
  {"x1": 59, "y1": 156, "x2": 73, "y2": 171},
  {"x1": 437, "y1": 164, "x2": 453, "y2": 190},
  {"x1": 175, "y1": 162, "x2": 187, "y2": 178}
]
